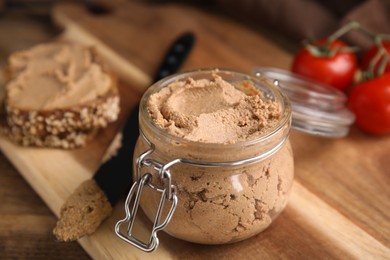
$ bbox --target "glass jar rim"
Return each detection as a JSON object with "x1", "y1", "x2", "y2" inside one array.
[{"x1": 139, "y1": 68, "x2": 292, "y2": 150}]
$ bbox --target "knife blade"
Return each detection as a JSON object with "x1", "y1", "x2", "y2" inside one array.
[{"x1": 53, "y1": 32, "x2": 195, "y2": 241}]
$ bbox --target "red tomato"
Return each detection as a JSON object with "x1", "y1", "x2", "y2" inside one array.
[
  {"x1": 292, "y1": 38, "x2": 358, "y2": 91},
  {"x1": 361, "y1": 41, "x2": 390, "y2": 73},
  {"x1": 347, "y1": 73, "x2": 390, "y2": 135}
]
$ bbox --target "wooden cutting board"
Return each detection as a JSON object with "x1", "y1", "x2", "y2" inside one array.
[{"x1": 0, "y1": 1, "x2": 389, "y2": 259}]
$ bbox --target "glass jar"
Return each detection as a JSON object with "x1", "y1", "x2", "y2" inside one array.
[{"x1": 117, "y1": 69, "x2": 294, "y2": 251}]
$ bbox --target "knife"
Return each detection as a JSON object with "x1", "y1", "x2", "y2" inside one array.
[{"x1": 53, "y1": 32, "x2": 195, "y2": 241}]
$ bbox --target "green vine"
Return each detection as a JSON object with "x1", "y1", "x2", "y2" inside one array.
[
  {"x1": 357, "y1": 27, "x2": 390, "y2": 80},
  {"x1": 305, "y1": 21, "x2": 360, "y2": 58}
]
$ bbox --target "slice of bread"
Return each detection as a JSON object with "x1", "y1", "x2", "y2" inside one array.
[{"x1": 1, "y1": 41, "x2": 120, "y2": 149}]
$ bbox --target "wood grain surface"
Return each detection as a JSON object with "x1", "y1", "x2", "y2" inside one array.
[
  {"x1": 0, "y1": 13, "x2": 90, "y2": 259},
  {"x1": 0, "y1": 1, "x2": 389, "y2": 259}
]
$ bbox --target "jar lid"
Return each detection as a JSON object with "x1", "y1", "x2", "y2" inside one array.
[{"x1": 253, "y1": 67, "x2": 355, "y2": 138}]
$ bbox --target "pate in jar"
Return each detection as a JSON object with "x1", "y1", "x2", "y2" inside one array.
[{"x1": 116, "y1": 69, "x2": 294, "y2": 251}]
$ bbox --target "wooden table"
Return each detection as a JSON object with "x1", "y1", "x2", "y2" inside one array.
[
  {"x1": 1, "y1": 2, "x2": 389, "y2": 259},
  {"x1": 0, "y1": 12, "x2": 91, "y2": 259}
]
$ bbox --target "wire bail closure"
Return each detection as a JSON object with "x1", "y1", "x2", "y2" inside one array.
[
  {"x1": 114, "y1": 172, "x2": 177, "y2": 252},
  {"x1": 114, "y1": 132, "x2": 178, "y2": 253}
]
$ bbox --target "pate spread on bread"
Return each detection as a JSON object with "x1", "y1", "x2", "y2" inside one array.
[{"x1": 1, "y1": 41, "x2": 120, "y2": 149}]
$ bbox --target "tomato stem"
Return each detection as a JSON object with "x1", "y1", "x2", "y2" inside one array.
[
  {"x1": 356, "y1": 25, "x2": 390, "y2": 79},
  {"x1": 356, "y1": 26, "x2": 376, "y2": 41},
  {"x1": 361, "y1": 31, "x2": 390, "y2": 78},
  {"x1": 377, "y1": 52, "x2": 390, "y2": 76},
  {"x1": 328, "y1": 21, "x2": 360, "y2": 42},
  {"x1": 305, "y1": 21, "x2": 360, "y2": 58},
  {"x1": 366, "y1": 47, "x2": 384, "y2": 78}
]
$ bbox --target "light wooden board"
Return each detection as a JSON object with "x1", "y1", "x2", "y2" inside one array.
[{"x1": 0, "y1": 1, "x2": 389, "y2": 259}]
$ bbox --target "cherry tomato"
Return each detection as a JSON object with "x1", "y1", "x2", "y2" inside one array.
[
  {"x1": 361, "y1": 41, "x2": 390, "y2": 73},
  {"x1": 347, "y1": 73, "x2": 390, "y2": 135},
  {"x1": 292, "y1": 38, "x2": 358, "y2": 91}
]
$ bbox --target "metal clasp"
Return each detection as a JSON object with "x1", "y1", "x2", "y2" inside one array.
[
  {"x1": 115, "y1": 133, "x2": 178, "y2": 253},
  {"x1": 115, "y1": 171, "x2": 177, "y2": 252}
]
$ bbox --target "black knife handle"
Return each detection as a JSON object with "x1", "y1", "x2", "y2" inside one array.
[
  {"x1": 153, "y1": 32, "x2": 195, "y2": 82},
  {"x1": 95, "y1": 33, "x2": 195, "y2": 206}
]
